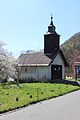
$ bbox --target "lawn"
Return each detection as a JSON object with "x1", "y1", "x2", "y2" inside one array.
[{"x1": 0, "y1": 82, "x2": 80, "y2": 113}]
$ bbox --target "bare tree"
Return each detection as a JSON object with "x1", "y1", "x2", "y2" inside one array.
[{"x1": 15, "y1": 63, "x2": 21, "y2": 86}]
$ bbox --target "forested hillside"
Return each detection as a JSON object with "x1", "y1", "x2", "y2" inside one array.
[{"x1": 61, "y1": 32, "x2": 80, "y2": 65}]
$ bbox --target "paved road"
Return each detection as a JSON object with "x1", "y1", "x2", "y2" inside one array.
[{"x1": 0, "y1": 90, "x2": 80, "y2": 120}]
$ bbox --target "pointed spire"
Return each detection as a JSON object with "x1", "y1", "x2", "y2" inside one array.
[
  {"x1": 48, "y1": 14, "x2": 56, "y2": 33},
  {"x1": 50, "y1": 14, "x2": 53, "y2": 25},
  {"x1": 51, "y1": 14, "x2": 53, "y2": 20}
]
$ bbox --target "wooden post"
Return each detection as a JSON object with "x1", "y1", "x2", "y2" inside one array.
[
  {"x1": 60, "y1": 84, "x2": 62, "y2": 95},
  {"x1": 37, "y1": 88, "x2": 39, "y2": 101},
  {"x1": 17, "y1": 69, "x2": 19, "y2": 86}
]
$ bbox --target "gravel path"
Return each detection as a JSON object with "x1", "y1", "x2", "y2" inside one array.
[{"x1": 0, "y1": 90, "x2": 80, "y2": 120}]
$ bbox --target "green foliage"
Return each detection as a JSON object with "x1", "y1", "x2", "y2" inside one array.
[{"x1": 0, "y1": 83, "x2": 79, "y2": 113}]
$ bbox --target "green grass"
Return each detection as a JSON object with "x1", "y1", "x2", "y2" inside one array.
[{"x1": 0, "y1": 83, "x2": 80, "y2": 113}]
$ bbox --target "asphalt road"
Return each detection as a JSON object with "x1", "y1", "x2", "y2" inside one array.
[{"x1": 0, "y1": 90, "x2": 80, "y2": 120}]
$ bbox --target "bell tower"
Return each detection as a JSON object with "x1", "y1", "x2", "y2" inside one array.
[{"x1": 44, "y1": 15, "x2": 60, "y2": 56}]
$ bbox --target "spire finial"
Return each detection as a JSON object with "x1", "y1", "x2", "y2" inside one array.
[
  {"x1": 50, "y1": 14, "x2": 53, "y2": 25},
  {"x1": 51, "y1": 14, "x2": 53, "y2": 21}
]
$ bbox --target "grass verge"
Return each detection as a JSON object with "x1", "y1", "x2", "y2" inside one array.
[{"x1": 0, "y1": 83, "x2": 80, "y2": 113}]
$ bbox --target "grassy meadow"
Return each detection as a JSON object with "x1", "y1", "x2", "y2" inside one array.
[{"x1": 0, "y1": 82, "x2": 80, "y2": 113}]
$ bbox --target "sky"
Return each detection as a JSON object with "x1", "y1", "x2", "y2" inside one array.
[{"x1": 0, "y1": 0, "x2": 80, "y2": 57}]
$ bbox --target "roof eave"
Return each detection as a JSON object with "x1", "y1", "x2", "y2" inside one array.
[{"x1": 18, "y1": 64, "x2": 49, "y2": 67}]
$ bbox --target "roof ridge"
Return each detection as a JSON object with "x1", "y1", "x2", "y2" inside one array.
[{"x1": 23, "y1": 51, "x2": 43, "y2": 55}]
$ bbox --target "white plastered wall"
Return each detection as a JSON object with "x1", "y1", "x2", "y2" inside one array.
[{"x1": 19, "y1": 66, "x2": 51, "y2": 82}]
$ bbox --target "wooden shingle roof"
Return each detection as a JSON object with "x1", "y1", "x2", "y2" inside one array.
[
  {"x1": 18, "y1": 52, "x2": 52, "y2": 66},
  {"x1": 18, "y1": 49, "x2": 69, "y2": 67}
]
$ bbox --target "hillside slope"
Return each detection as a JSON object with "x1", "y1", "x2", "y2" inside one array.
[{"x1": 61, "y1": 32, "x2": 80, "y2": 65}]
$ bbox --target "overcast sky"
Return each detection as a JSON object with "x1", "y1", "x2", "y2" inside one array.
[{"x1": 0, "y1": 0, "x2": 80, "y2": 56}]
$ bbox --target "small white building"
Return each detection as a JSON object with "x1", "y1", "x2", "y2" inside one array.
[{"x1": 18, "y1": 16, "x2": 69, "y2": 82}]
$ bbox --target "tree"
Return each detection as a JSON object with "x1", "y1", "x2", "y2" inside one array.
[
  {"x1": 15, "y1": 64, "x2": 21, "y2": 86},
  {"x1": 0, "y1": 41, "x2": 17, "y2": 82}
]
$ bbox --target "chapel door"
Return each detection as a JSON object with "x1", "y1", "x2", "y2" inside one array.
[{"x1": 51, "y1": 65, "x2": 62, "y2": 80}]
